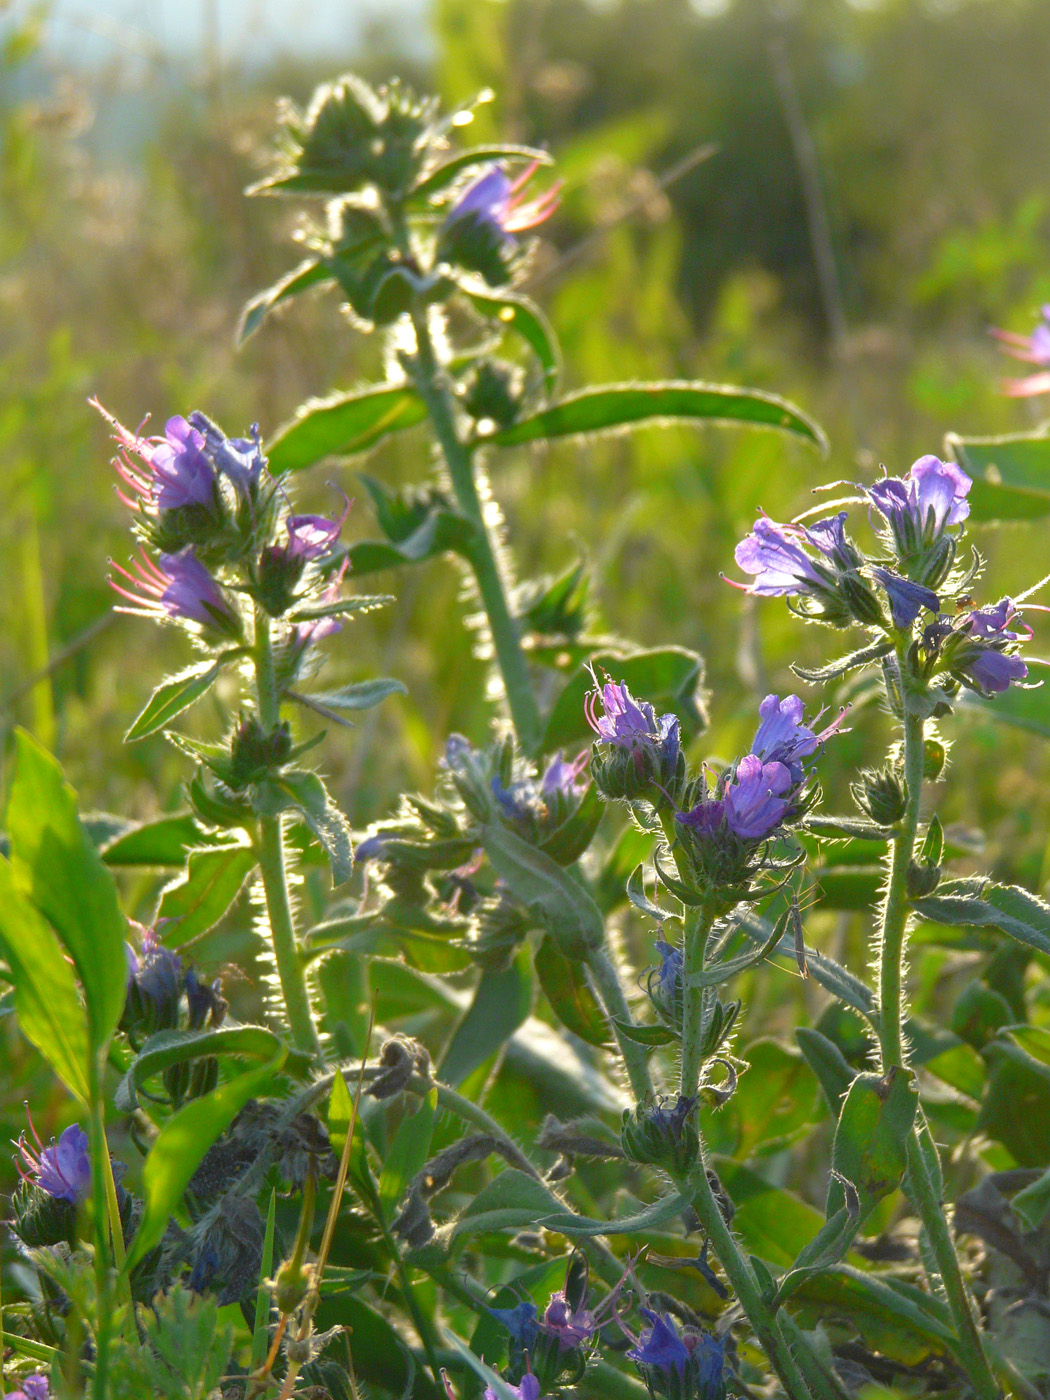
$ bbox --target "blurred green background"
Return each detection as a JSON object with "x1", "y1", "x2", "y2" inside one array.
[{"x1": 4, "y1": 0, "x2": 1050, "y2": 922}]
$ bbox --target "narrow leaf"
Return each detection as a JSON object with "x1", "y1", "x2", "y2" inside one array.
[
  {"x1": 791, "y1": 640, "x2": 893, "y2": 685},
  {"x1": 267, "y1": 384, "x2": 427, "y2": 474},
  {"x1": 251, "y1": 1190, "x2": 278, "y2": 1371},
  {"x1": 611, "y1": 1016, "x2": 677, "y2": 1047},
  {"x1": 305, "y1": 678, "x2": 408, "y2": 711},
  {"x1": 463, "y1": 287, "x2": 560, "y2": 389},
  {"x1": 114, "y1": 1025, "x2": 304, "y2": 1112},
  {"x1": 287, "y1": 594, "x2": 394, "y2": 622},
  {"x1": 124, "y1": 660, "x2": 224, "y2": 742},
  {"x1": 237, "y1": 258, "x2": 330, "y2": 343},
  {"x1": 412, "y1": 145, "x2": 552, "y2": 201},
  {"x1": 482, "y1": 381, "x2": 826, "y2": 451},
  {"x1": 157, "y1": 842, "x2": 256, "y2": 947}
]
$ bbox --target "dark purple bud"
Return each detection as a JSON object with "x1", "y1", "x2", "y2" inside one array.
[
  {"x1": 870, "y1": 567, "x2": 940, "y2": 628},
  {"x1": 628, "y1": 1309, "x2": 692, "y2": 1376},
  {"x1": 540, "y1": 1290, "x2": 597, "y2": 1349}
]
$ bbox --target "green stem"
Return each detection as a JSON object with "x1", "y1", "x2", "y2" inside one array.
[
  {"x1": 679, "y1": 897, "x2": 717, "y2": 1100},
  {"x1": 408, "y1": 304, "x2": 543, "y2": 755},
  {"x1": 253, "y1": 612, "x2": 323, "y2": 1060},
  {"x1": 685, "y1": 1161, "x2": 822, "y2": 1400},
  {"x1": 585, "y1": 945, "x2": 654, "y2": 1102},
  {"x1": 878, "y1": 682, "x2": 1001, "y2": 1400}
]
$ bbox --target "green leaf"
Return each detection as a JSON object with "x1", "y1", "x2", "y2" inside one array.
[
  {"x1": 347, "y1": 513, "x2": 478, "y2": 575},
  {"x1": 945, "y1": 429, "x2": 1050, "y2": 521},
  {"x1": 7, "y1": 730, "x2": 127, "y2": 1047},
  {"x1": 378, "y1": 1087, "x2": 437, "y2": 1219},
  {"x1": 327, "y1": 1069, "x2": 355, "y2": 1157},
  {"x1": 713, "y1": 1158, "x2": 826, "y2": 1268},
  {"x1": 814, "y1": 865, "x2": 883, "y2": 911},
  {"x1": 796, "y1": 1027, "x2": 856, "y2": 1114},
  {"x1": 687, "y1": 908, "x2": 786, "y2": 989},
  {"x1": 237, "y1": 258, "x2": 331, "y2": 343},
  {"x1": 912, "y1": 882, "x2": 1050, "y2": 957},
  {"x1": 124, "y1": 660, "x2": 225, "y2": 742},
  {"x1": 114, "y1": 1025, "x2": 306, "y2": 1112},
  {"x1": 534, "y1": 935, "x2": 612, "y2": 1048},
  {"x1": 1012, "y1": 1164, "x2": 1050, "y2": 1231},
  {"x1": 787, "y1": 1265, "x2": 955, "y2": 1365},
  {"x1": 482, "y1": 381, "x2": 826, "y2": 451},
  {"x1": 127, "y1": 1054, "x2": 285, "y2": 1269},
  {"x1": 829, "y1": 1067, "x2": 918, "y2": 1220},
  {"x1": 543, "y1": 646, "x2": 705, "y2": 752},
  {"x1": 444, "y1": 1334, "x2": 524, "y2": 1400},
  {"x1": 790, "y1": 640, "x2": 893, "y2": 685},
  {"x1": 611, "y1": 1016, "x2": 677, "y2": 1047},
  {"x1": 463, "y1": 287, "x2": 560, "y2": 390},
  {"x1": 303, "y1": 678, "x2": 408, "y2": 712},
  {"x1": 538, "y1": 1189, "x2": 692, "y2": 1238},
  {"x1": 481, "y1": 822, "x2": 605, "y2": 955},
  {"x1": 439, "y1": 952, "x2": 533, "y2": 1087},
  {"x1": 452, "y1": 1168, "x2": 560, "y2": 1242},
  {"x1": 266, "y1": 384, "x2": 427, "y2": 473},
  {"x1": 156, "y1": 842, "x2": 256, "y2": 947},
  {"x1": 102, "y1": 813, "x2": 212, "y2": 868},
  {"x1": 251, "y1": 1189, "x2": 278, "y2": 1372},
  {"x1": 412, "y1": 145, "x2": 552, "y2": 201},
  {"x1": 804, "y1": 815, "x2": 894, "y2": 842},
  {"x1": 0, "y1": 859, "x2": 90, "y2": 1101},
  {"x1": 255, "y1": 772, "x2": 354, "y2": 886},
  {"x1": 286, "y1": 594, "x2": 394, "y2": 622},
  {"x1": 626, "y1": 864, "x2": 676, "y2": 923}
]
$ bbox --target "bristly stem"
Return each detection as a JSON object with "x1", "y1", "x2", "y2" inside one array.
[
  {"x1": 679, "y1": 896, "x2": 717, "y2": 1100},
  {"x1": 408, "y1": 302, "x2": 543, "y2": 756},
  {"x1": 253, "y1": 610, "x2": 323, "y2": 1060},
  {"x1": 878, "y1": 669, "x2": 1001, "y2": 1400}
]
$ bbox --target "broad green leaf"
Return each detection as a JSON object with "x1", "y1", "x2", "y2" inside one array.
[
  {"x1": 7, "y1": 731, "x2": 127, "y2": 1047},
  {"x1": 481, "y1": 822, "x2": 605, "y2": 955},
  {"x1": 304, "y1": 678, "x2": 408, "y2": 712},
  {"x1": 114, "y1": 1025, "x2": 307, "y2": 1111},
  {"x1": 945, "y1": 429, "x2": 1050, "y2": 521},
  {"x1": 378, "y1": 1087, "x2": 437, "y2": 1218},
  {"x1": 127, "y1": 1054, "x2": 285, "y2": 1269},
  {"x1": 829, "y1": 1068, "x2": 918, "y2": 1220},
  {"x1": 534, "y1": 934, "x2": 612, "y2": 1048},
  {"x1": 713, "y1": 1158, "x2": 825, "y2": 1269},
  {"x1": 1006, "y1": 1024, "x2": 1050, "y2": 1067},
  {"x1": 543, "y1": 646, "x2": 705, "y2": 751},
  {"x1": 237, "y1": 257, "x2": 331, "y2": 343},
  {"x1": 720, "y1": 1039, "x2": 821, "y2": 1159},
  {"x1": 788, "y1": 1265, "x2": 954, "y2": 1365},
  {"x1": 464, "y1": 287, "x2": 560, "y2": 389},
  {"x1": 412, "y1": 144, "x2": 552, "y2": 200},
  {"x1": 0, "y1": 859, "x2": 90, "y2": 1101},
  {"x1": 267, "y1": 384, "x2": 427, "y2": 473},
  {"x1": 978, "y1": 1035, "x2": 1050, "y2": 1167},
  {"x1": 347, "y1": 512, "x2": 478, "y2": 575},
  {"x1": 439, "y1": 953, "x2": 533, "y2": 1087},
  {"x1": 124, "y1": 660, "x2": 224, "y2": 742},
  {"x1": 157, "y1": 842, "x2": 256, "y2": 947},
  {"x1": 611, "y1": 1017, "x2": 677, "y2": 1047},
  {"x1": 103, "y1": 813, "x2": 212, "y2": 868},
  {"x1": 482, "y1": 381, "x2": 827, "y2": 451},
  {"x1": 452, "y1": 1168, "x2": 557, "y2": 1242}
]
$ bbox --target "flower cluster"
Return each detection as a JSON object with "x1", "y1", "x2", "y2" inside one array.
[
  {"x1": 585, "y1": 676, "x2": 684, "y2": 804},
  {"x1": 626, "y1": 1308, "x2": 727, "y2": 1400},
  {"x1": 732, "y1": 455, "x2": 1035, "y2": 698},
  {"x1": 15, "y1": 1118, "x2": 91, "y2": 1207},
  {"x1": 440, "y1": 162, "x2": 560, "y2": 287}
]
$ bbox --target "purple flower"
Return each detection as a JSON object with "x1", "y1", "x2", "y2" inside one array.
[
  {"x1": 628, "y1": 1309, "x2": 692, "y2": 1375},
  {"x1": 585, "y1": 679, "x2": 658, "y2": 745},
  {"x1": 94, "y1": 400, "x2": 218, "y2": 518},
  {"x1": 962, "y1": 650, "x2": 1029, "y2": 694},
  {"x1": 751, "y1": 693, "x2": 846, "y2": 780},
  {"x1": 284, "y1": 510, "x2": 347, "y2": 562},
  {"x1": 731, "y1": 515, "x2": 834, "y2": 598},
  {"x1": 488, "y1": 1299, "x2": 540, "y2": 1349},
  {"x1": 676, "y1": 796, "x2": 727, "y2": 837},
  {"x1": 864, "y1": 456, "x2": 971, "y2": 545},
  {"x1": 110, "y1": 547, "x2": 239, "y2": 634},
  {"x1": 188, "y1": 412, "x2": 266, "y2": 495},
  {"x1": 951, "y1": 597, "x2": 1033, "y2": 695},
  {"x1": 540, "y1": 751, "x2": 589, "y2": 799},
  {"x1": 965, "y1": 597, "x2": 1031, "y2": 642},
  {"x1": 540, "y1": 1291, "x2": 597, "y2": 1350},
  {"x1": 4, "y1": 1375, "x2": 49, "y2": 1400},
  {"x1": 447, "y1": 163, "x2": 560, "y2": 240},
  {"x1": 870, "y1": 567, "x2": 940, "y2": 628},
  {"x1": 723, "y1": 755, "x2": 793, "y2": 840},
  {"x1": 125, "y1": 923, "x2": 183, "y2": 1027},
  {"x1": 484, "y1": 1375, "x2": 540, "y2": 1400},
  {"x1": 991, "y1": 306, "x2": 1050, "y2": 396},
  {"x1": 16, "y1": 1120, "x2": 91, "y2": 1206}
]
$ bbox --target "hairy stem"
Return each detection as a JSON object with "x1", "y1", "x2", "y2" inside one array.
[
  {"x1": 685, "y1": 1160, "x2": 830, "y2": 1400},
  {"x1": 253, "y1": 611, "x2": 323, "y2": 1060},
  {"x1": 878, "y1": 683, "x2": 1000, "y2": 1400},
  {"x1": 408, "y1": 304, "x2": 543, "y2": 755},
  {"x1": 679, "y1": 897, "x2": 717, "y2": 1100},
  {"x1": 585, "y1": 944, "x2": 655, "y2": 1102}
]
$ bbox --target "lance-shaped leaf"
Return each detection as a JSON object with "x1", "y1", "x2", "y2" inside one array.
[
  {"x1": 124, "y1": 659, "x2": 226, "y2": 742},
  {"x1": 115, "y1": 1024, "x2": 310, "y2": 1112},
  {"x1": 790, "y1": 639, "x2": 894, "y2": 684},
  {"x1": 479, "y1": 381, "x2": 826, "y2": 451},
  {"x1": 829, "y1": 1067, "x2": 918, "y2": 1221},
  {"x1": 287, "y1": 594, "x2": 393, "y2": 622},
  {"x1": 945, "y1": 429, "x2": 1050, "y2": 522},
  {"x1": 796, "y1": 1027, "x2": 856, "y2": 1114},
  {"x1": 253, "y1": 772, "x2": 354, "y2": 885},
  {"x1": 463, "y1": 287, "x2": 560, "y2": 389},
  {"x1": 237, "y1": 257, "x2": 332, "y2": 343},
  {"x1": 266, "y1": 384, "x2": 428, "y2": 474},
  {"x1": 481, "y1": 821, "x2": 605, "y2": 956},
  {"x1": 534, "y1": 934, "x2": 612, "y2": 1048},
  {"x1": 0, "y1": 859, "x2": 90, "y2": 1102},
  {"x1": 626, "y1": 863, "x2": 678, "y2": 923},
  {"x1": 302, "y1": 678, "x2": 408, "y2": 713},
  {"x1": 804, "y1": 815, "x2": 894, "y2": 842},
  {"x1": 439, "y1": 953, "x2": 533, "y2": 1087},
  {"x1": 6, "y1": 731, "x2": 128, "y2": 1048},
  {"x1": 103, "y1": 813, "x2": 214, "y2": 869},
  {"x1": 538, "y1": 1187, "x2": 693, "y2": 1237},
  {"x1": 156, "y1": 842, "x2": 256, "y2": 947},
  {"x1": 611, "y1": 1017, "x2": 677, "y2": 1048},
  {"x1": 912, "y1": 880, "x2": 1050, "y2": 957},
  {"x1": 126, "y1": 1053, "x2": 286, "y2": 1270},
  {"x1": 686, "y1": 908, "x2": 787, "y2": 990}
]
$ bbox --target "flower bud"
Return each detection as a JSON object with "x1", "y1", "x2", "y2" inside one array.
[
  {"x1": 851, "y1": 766, "x2": 907, "y2": 826},
  {"x1": 470, "y1": 892, "x2": 532, "y2": 971},
  {"x1": 227, "y1": 716, "x2": 293, "y2": 789},
  {"x1": 905, "y1": 859, "x2": 941, "y2": 899},
  {"x1": 461, "y1": 360, "x2": 523, "y2": 429},
  {"x1": 586, "y1": 679, "x2": 683, "y2": 805},
  {"x1": 621, "y1": 1096, "x2": 699, "y2": 1177},
  {"x1": 839, "y1": 572, "x2": 886, "y2": 627},
  {"x1": 10, "y1": 1182, "x2": 78, "y2": 1248}
]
